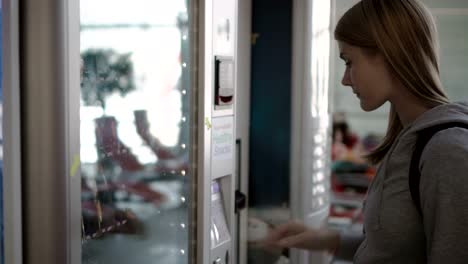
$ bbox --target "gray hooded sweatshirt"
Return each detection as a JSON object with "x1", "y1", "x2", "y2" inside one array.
[{"x1": 335, "y1": 102, "x2": 468, "y2": 264}]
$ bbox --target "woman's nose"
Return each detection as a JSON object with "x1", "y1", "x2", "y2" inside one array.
[{"x1": 341, "y1": 70, "x2": 352, "y2": 86}]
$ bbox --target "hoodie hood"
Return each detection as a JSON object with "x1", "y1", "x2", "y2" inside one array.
[{"x1": 406, "y1": 102, "x2": 468, "y2": 134}]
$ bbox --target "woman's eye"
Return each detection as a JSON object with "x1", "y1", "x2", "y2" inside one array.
[{"x1": 345, "y1": 61, "x2": 351, "y2": 67}]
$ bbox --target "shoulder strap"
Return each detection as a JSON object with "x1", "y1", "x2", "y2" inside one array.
[{"x1": 409, "y1": 122, "x2": 468, "y2": 217}]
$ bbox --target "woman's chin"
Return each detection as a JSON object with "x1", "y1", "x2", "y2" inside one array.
[{"x1": 360, "y1": 100, "x2": 380, "y2": 112}]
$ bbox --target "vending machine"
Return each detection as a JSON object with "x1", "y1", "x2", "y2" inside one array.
[
  {"x1": 290, "y1": 0, "x2": 333, "y2": 263},
  {"x1": 10, "y1": 0, "x2": 240, "y2": 263},
  {"x1": 198, "y1": 0, "x2": 238, "y2": 263}
]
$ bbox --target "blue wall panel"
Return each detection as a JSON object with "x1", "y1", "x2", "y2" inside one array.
[{"x1": 249, "y1": 0, "x2": 292, "y2": 206}]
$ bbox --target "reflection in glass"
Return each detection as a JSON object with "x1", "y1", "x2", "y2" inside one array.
[{"x1": 80, "y1": 1, "x2": 192, "y2": 263}]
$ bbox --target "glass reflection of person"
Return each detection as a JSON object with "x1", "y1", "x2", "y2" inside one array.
[{"x1": 261, "y1": 0, "x2": 468, "y2": 263}]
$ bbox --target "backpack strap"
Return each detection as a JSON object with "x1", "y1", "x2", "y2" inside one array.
[{"x1": 409, "y1": 122, "x2": 468, "y2": 217}]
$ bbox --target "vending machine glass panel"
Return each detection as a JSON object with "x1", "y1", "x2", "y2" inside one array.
[{"x1": 80, "y1": 1, "x2": 193, "y2": 263}]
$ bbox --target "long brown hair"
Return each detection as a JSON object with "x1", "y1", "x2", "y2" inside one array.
[{"x1": 334, "y1": 0, "x2": 449, "y2": 164}]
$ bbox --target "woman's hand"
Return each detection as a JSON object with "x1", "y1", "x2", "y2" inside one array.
[{"x1": 262, "y1": 221, "x2": 340, "y2": 252}]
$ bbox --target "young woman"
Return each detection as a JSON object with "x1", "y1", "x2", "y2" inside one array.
[{"x1": 264, "y1": 0, "x2": 468, "y2": 263}]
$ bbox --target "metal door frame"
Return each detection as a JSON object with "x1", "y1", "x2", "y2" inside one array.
[
  {"x1": 20, "y1": 0, "x2": 81, "y2": 262},
  {"x1": 3, "y1": 0, "x2": 23, "y2": 263},
  {"x1": 234, "y1": 0, "x2": 252, "y2": 263}
]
